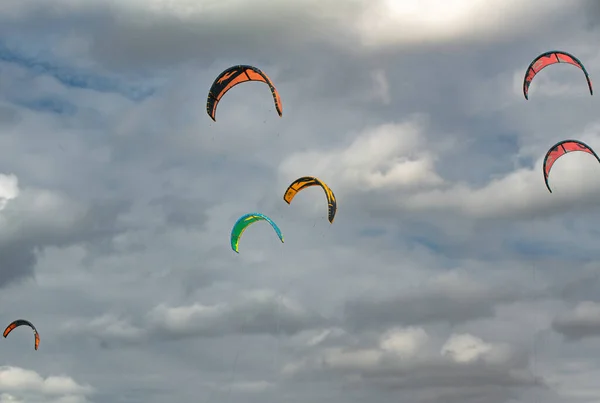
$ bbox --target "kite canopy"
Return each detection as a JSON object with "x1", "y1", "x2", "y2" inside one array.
[
  {"x1": 542, "y1": 139, "x2": 600, "y2": 193},
  {"x1": 523, "y1": 50, "x2": 593, "y2": 99},
  {"x1": 230, "y1": 213, "x2": 284, "y2": 253},
  {"x1": 206, "y1": 65, "x2": 282, "y2": 121},
  {"x1": 283, "y1": 176, "x2": 337, "y2": 223},
  {"x1": 3, "y1": 319, "x2": 39, "y2": 350}
]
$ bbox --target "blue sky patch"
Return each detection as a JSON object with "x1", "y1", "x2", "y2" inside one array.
[
  {"x1": 0, "y1": 42, "x2": 155, "y2": 101},
  {"x1": 14, "y1": 97, "x2": 77, "y2": 115}
]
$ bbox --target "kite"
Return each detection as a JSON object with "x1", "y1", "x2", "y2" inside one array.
[
  {"x1": 524, "y1": 50, "x2": 593, "y2": 99},
  {"x1": 206, "y1": 65, "x2": 282, "y2": 121},
  {"x1": 230, "y1": 213, "x2": 284, "y2": 253},
  {"x1": 283, "y1": 176, "x2": 337, "y2": 223},
  {"x1": 3, "y1": 319, "x2": 39, "y2": 350},
  {"x1": 542, "y1": 139, "x2": 600, "y2": 193}
]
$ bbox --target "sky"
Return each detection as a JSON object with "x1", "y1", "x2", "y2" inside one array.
[{"x1": 2, "y1": 1, "x2": 600, "y2": 402}]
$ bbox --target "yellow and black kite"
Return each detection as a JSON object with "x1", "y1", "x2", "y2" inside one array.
[{"x1": 283, "y1": 176, "x2": 337, "y2": 223}]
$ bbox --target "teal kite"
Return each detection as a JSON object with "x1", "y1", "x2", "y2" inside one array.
[{"x1": 230, "y1": 213, "x2": 284, "y2": 253}]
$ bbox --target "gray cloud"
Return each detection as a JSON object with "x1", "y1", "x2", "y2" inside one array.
[
  {"x1": 283, "y1": 330, "x2": 550, "y2": 403},
  {"x1": 343, "y1": 274, "x2": 523, "y2": 330},
  {"x1": 552, "y1": 301, "x2": 600, "y2": 341},
  {"x1": 0, "y1": 1, "x2": 598, "y2": 402},
  {"x1": 61, "y1": 290, "x2": 328, "y2": 348},
  {"x1": 148, "y1": 195, "x2": 209, "y2": 230},
  {"x1": 583, "y1": 0, "x2": 600, "y2": 28},
  {"x1": 0, "y1": 191, "x2": 130, "y2": 288}
]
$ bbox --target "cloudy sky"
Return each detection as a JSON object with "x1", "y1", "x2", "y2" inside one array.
[{"x1": 2, "y1": 1, "x2": 600, "y2": 402}]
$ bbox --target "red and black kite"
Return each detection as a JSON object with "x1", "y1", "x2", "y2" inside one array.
[
  {"x1": 206, "y1": 65, "x2": 282, "y2": 122},
  {"x1": 524, "y1": 50, "x2": 593, "y2": 99},
  {"x1": 542, "y1": 139, "x2": 600, "y2": 193},
  {"x1": 4, "y1": 319, "x2": 39, "y2": 350}
]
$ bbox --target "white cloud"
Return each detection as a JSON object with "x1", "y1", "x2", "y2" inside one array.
[
  {"x1": 0, "y1": 187, "x2": 87, "y2": 244},
  {"x1": 369, "y1": 69, "x2": 391, "y2": 105},
  {"x1": 0, "y1": 0, "x2": 598, "y2": 402},
  {"x1": 565, "y1": 301, "x2": 600, "y2": 322},
  {"x1": 0, "y1": 174, "x2": 19, "y2": 211},
  {"x1": 279, "y1": 119, "x2": 443, "y2": 196},
  {"x1": 282, "y1": 328, "x2": 534, "y2": 400},
  {"x1": 228, "y1": 380, "x2": 273, "y2": 393},
  {"x1": 323, "y1": 348, "x2": 384, "y2": 371},
  {"x1": 398, "y1": 146, "x2": 600, "y2": 219},
  {"x1": 380, "y1": 326, "x2": 428, "y2": 357},
  {"x1": 280, "y1": 115, "x2": 600, "y2": 221},
  {"x1": 281, "y1": 345, "x2": 389, "y2": 376},
  {"x1": 298, "y1": 118, "x2": 600, "y2": 220},
  {"x1": 552, "y1": 301, "x2": 600, "y2": 340},
  {"x1": 305, "y1": 327, "x2": 347, "y2": 347},
  {"x1": 0, "y1": 367, "x2": 93, "y2": 403},
  {"x1": 355, "y1": 0, "x2": 567, "y2": 47},
  {"x1": 306, "y1": 328, "x2": 333, "y2": 347},
  {"x1": 441, "y1": 333, "x2": 513, "y2": 365},
  {"x1": 64, "y1": 289, "x2": 324, "y2": 345},
  {"x1": 1, "y1": 0, "x2": 571, "y2": 55},
  {"x1": 149, "y1": 302, "x2": 223, "y2": 332},
  {"x1": 441, "y1": 333, "x2": 493, "y2": 363},
  {"x1": 0, "y1": 394, "x2": 22, "y2": 403},
  {"x1": 62, "y1": 313, "x2": 145, "y2": 342},
  {"x1": 146, "y1": 290, "x2": 323, "y2": 337}
]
